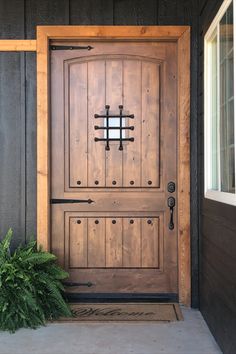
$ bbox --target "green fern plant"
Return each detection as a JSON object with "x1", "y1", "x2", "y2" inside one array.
[{"x1": 0, "y1": 229, "x2": 72, "y2": 332}]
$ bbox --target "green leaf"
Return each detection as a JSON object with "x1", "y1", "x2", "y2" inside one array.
[{"x1": 0, "y1": 228, "x2": 72, "y2": 332}]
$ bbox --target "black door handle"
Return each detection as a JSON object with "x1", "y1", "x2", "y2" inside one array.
[{"x1": 167, "y1": 197, "x2": 175, "y2": 230}]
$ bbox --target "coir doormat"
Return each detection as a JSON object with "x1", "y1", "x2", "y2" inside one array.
[{"x1": 59, "y1": 303, "x2": 183, "y2": 322}]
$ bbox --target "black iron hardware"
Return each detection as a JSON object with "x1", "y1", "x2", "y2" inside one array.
[
  {"x1": 167, "y1": 181, "x2": 175, "y2": 193},
  {"x1": 64, "y1": 281, "x2": 93, "y2": 287},
  {"x1": 168, "y1": 196, "x2": 175, "y2": 230},
  {"x1": 94, "y1": 137, "x2": 134, "y2": 142},
  {"x1": 50, "y1": 45, "x2": 93, "y2": 51},
  {"x1": 94, "y1": 126, "x2": 134, "y2": 130},
  {"x1": 77, "y1": 220, "x2": 81, "y2": 224},
  {"x1": 77, "y1": 180, "x2": 81, "y2": 185},
  {"x1": 94, "y1": 105, "x2": 135, "y2": 151},
  {"x1": 148, "y1": 180, "x2": 152, "y2": 185},
  {"x1": 147, "y1": 219, "x2": 152, "y2": 224},
  {"x1": 50, "y1": 198, "x2": 94, "y2": 204}
]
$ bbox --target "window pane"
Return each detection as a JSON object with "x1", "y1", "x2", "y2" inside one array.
[
  {"x1": 210, "y1": 30, "x2": 219, "y2": 190},
  {"x1": 104, "y1": 117, "x2": 126, "y2": 139},
  {"x1": 219, "y1": 2, "x2": 235, "y2": 193}
]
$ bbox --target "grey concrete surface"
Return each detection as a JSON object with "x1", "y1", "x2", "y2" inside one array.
[{"x1": 0, "y1": 307, "x2": 222, "y2": 354}]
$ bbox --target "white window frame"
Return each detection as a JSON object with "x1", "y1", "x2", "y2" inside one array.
[{"x1": 204, "y1": 0, "x2": 236, "y2": 205}]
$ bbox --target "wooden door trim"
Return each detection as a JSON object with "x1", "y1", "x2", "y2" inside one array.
[
  {"x1": 36, "y1": 26, "x2": 190, "y2": 306},
  {"x1": 0, "y1": 40, "x2": 37, "y2": 51}
]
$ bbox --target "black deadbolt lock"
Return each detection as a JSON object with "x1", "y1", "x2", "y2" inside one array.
[{"x1": 167, "y1": 181, "x2": 175, "y2": 193}]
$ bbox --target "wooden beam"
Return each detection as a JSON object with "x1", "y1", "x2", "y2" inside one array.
[
  {"x1": 36, "y1": 28, "x2": 50, "y2": 250},
  {"x1": 37, "y1": 25, "x2": 189, "y2": 40},
  {"x1": 178, "y1": 28, "x2": 191, "y2": 306},
  {"x1": 0, "y1": 40, "x2": 36, "y2": 51}
]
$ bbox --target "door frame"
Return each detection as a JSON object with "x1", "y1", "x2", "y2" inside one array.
[{"x1": 36, "y1": 26, "x2": 191, "y2": 306}]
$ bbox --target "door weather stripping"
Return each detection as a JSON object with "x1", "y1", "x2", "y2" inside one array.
[
  {"x1": 50, "y1": 198, "x2": 94, "y2": 204},
  {"x1": 50, "y1": 45, "x2": 93, "y2": 50}
]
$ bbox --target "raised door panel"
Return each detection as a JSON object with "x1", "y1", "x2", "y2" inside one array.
[
  {"x1": 56, "y1": 214, "x2": 163, "y2": 270},
  {"x1": 63, "y1": 56, "x2": 161, "y2": 190},
  {"x1": 66, "y1": 62, "x2": 88, "y2": 188}
]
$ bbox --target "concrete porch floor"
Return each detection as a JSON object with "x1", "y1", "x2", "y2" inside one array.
[{"x1": 0, "y1": 307, "x2": 222, "y2": 354}]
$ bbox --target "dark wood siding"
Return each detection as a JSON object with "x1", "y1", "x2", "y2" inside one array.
[
  {"x1": 0, "y1": 0, "x2": 198, "y2": 307},
  {"x1": 199, "y1": 1, "x2": 236, "y2": 353}
]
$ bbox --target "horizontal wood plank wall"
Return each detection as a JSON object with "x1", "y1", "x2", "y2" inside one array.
[
  {"x1": 0, "y1": 0, "x2": 198, "y2": 306},
  {"x1": 199, "y1": 0, "x2": 236, "y2": 352}
]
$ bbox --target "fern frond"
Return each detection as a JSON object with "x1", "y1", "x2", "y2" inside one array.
[
  {"x1": 0, "y1": 229, "x2": 72, "y2": 332},
  {"x1": 0, "y1": 228, "x2": 13, "y2": 261}
]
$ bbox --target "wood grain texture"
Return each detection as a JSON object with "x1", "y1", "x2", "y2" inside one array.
[
  {"x1": 88, "y1": 218, "x2": 106, "y2": 267},
  {"x1": 50, "y1": 39, "x2": 179, "y2": 295},
  {"x1": 68, "y1": 61, "x2": 88, "y2": 187},
  {"x1": 106, "y1": 218, "x2": 123, "y2": 268},
  {"x1": 105, "y1": 59, "x2": 123, "y2": 187},
  {"x1": 123, "y1": 59, "x2": 142, "y2": 187},
  {"x1": 123, "y1": 218, "x2": 141, "y2": 267},
  {"x1": 39, "y1": 26, "x2": 189, "y2": 302},
  {"x1": 24, "y1": 0, "x2": 69, "y2": 241},
  {"x1": 59, "y1": 52, "x2": 162, "y2": 189},
  {"x1": 36, "y1": 25, "x2": 189, "y2": 40},
  {"x1": 189, "y1": 0, "x2": 199, "y2": 309},
  {"x1": 141, "y1": 61, "x2": 160, "y2": 187},
  {"x1": 0, "y1": 40, "x2": 36, "y2": 51},
  {"x1": 70, "y1": 217, "x2": 88, "y2": 268},
  {"x1": 141, "y1": 218, "x2": 159, "y2": 268},
  {"x1": 87, "y1": 60, "x2": 106, "y2": 187},
  {"x1": 178, "y1": 28, "x2": 191, "y2": 306},
  {"x1": 36, "y1": 27, "x2": 50, "y2": 250},
  {"x1": 35, "y1": 2, "x2": 69, "y2": 250}
]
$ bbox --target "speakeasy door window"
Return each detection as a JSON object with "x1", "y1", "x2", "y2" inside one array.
[{"x1": 205, "y1": 0, "x2": 236, "y2": 205}]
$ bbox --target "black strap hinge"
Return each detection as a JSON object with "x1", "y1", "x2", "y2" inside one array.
[
  {"x1": 63, "y1": 281, "x2": 93, "y2": 288},
  {"x1": 50, "y1": 45, "x2": 93, "y2": 51},
  {"x1": 50, "y1": 198, "x2": 94, "y2": 204}
]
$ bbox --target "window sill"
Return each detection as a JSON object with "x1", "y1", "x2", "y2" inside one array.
[{"x1": 205, "y1": 190, "x2": 236, "y2": 206}]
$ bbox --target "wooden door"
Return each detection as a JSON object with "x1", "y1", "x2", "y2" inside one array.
[{"x1": 51, "y1": 40, "x2": 178, "y2": 295}]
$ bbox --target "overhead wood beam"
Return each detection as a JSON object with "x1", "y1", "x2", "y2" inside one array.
[{"x1": 0, "y1": 40, "x2": 37, "y2": 51}]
